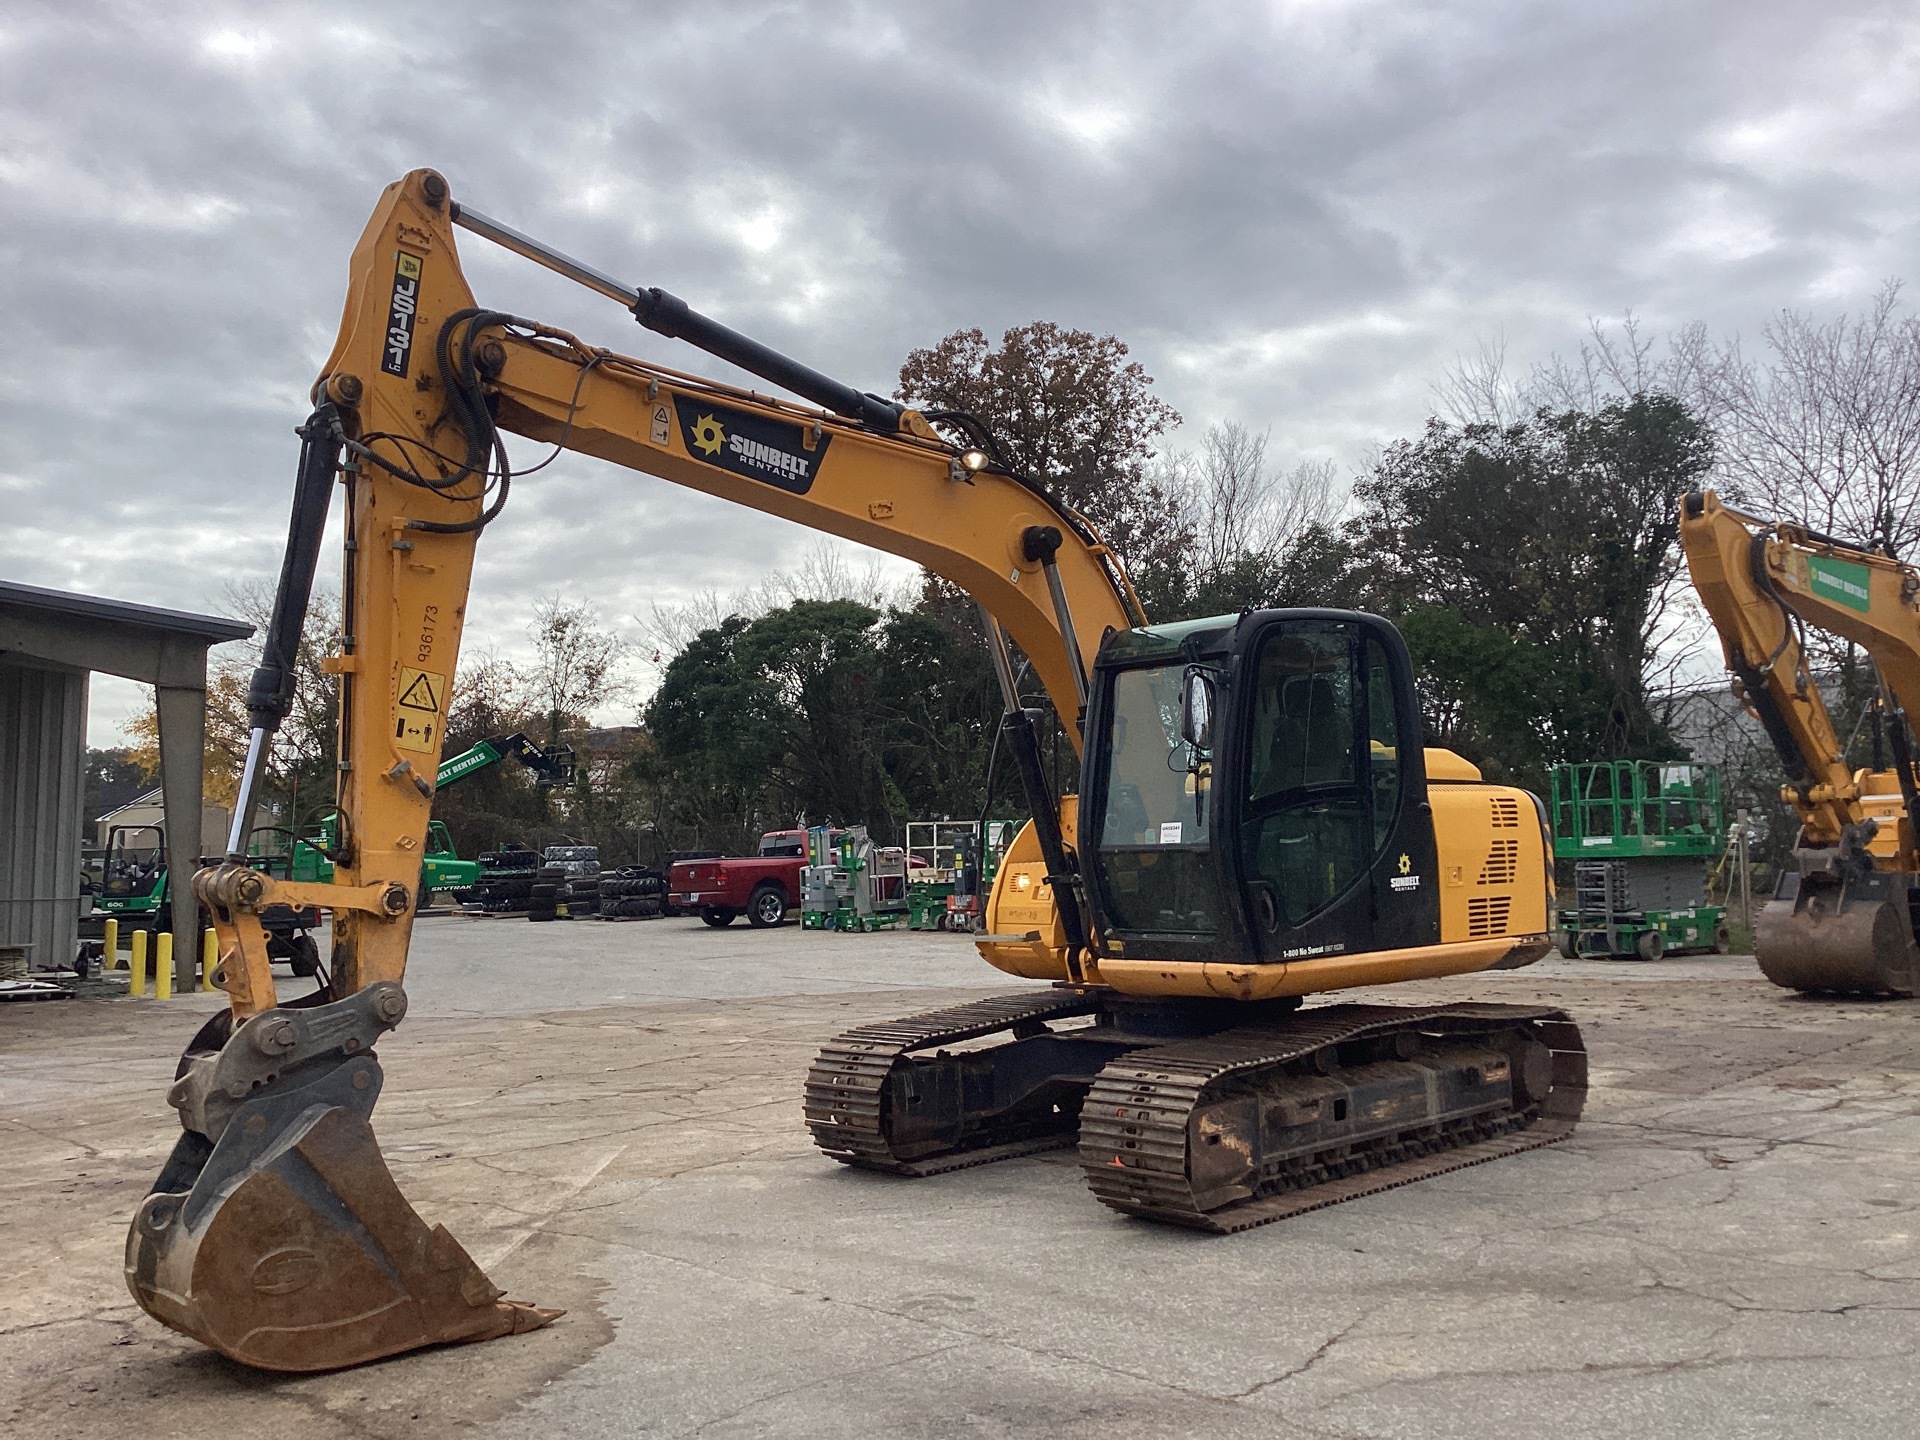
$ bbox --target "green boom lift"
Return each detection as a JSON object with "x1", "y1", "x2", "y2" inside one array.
[{"x1": 291, "y1": 732, "x2": 574, "y2": 893}]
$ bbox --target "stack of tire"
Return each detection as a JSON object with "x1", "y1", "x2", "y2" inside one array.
[
  {"x1": 599, "y1": 866, "x2": 666, "y2": 919},
  {"x1": 526, "y1": 863, "x2": 569, "y2": 922},
  {"x1": 476, "y1": 847, "x2": 540, "y2": 914},
  {"x1": 565, "y1": 871, "x2": 602, "y2": 917}
]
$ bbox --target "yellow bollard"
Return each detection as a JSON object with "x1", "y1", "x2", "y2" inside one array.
[
  {"x1": 201, "y1": 928, "x2": 218, "y2": 991},
  {"x1": 129, "y1": 929, "x2": 147, "y2": 998},
  {"x1": 155, "y1": 933, "x2": 173, "y2": 1000},
  {"x1": 101, "y1": 917, "x2": 119, "y2": 971}
]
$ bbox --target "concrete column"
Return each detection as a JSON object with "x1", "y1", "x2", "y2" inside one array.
[{"x1": 154, "y1": 676, "x2": 207, "y2": 993}]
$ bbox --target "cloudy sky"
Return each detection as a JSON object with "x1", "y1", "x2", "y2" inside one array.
[{"x1": 3, "y1": 1, "x2": 1916, "y2": 742}]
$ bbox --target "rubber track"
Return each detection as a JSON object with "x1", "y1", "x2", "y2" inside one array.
[
  {"x1": 1078, "y1": 1002, "x2": 1588, "y2": 1233},
  {"x1": 804, "y1": 988, "x2": 1106, "y2": 1176}
]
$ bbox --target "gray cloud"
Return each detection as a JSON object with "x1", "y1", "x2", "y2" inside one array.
[{"x1": 3, "y1": 0, "x2": 1916, "y2": 739}]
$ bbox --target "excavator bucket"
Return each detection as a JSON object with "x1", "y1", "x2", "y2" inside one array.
[
  {"x1": 1756, "y1": 873, "x2": 1920, "y2": 996},
  {"x1": 126, "y1": 992, "x2": 558, "y2": 1372}
]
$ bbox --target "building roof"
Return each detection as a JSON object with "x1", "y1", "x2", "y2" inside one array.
[
  {"x1": 97, "y1": 788, "x2": 164, "y2": 820},
  {"x1": 0, "y1": 579, "x2": 253, "y2": 644}
]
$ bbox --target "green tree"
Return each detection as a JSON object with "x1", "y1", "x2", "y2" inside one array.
[
  {"x1": 641, "y1": 615, "x2": 784, "y2": 853},
  {"x1": 642, "y1": 598, "x2": 1006, "y2": 847},
  {"x1": 84, "y1": 748, "x2": 150, "y2": 829},
  {"x1": 870, "y1": 605, "x2": 1002, "y2": 821},
  {"x1": 1351, "y1": 394, "x2": 1714, "y2": 784}
]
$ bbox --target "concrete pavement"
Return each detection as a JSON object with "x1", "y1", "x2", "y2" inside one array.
[{"x1": 5, "y1": 917, "x2": 1918, "y2": 1438}]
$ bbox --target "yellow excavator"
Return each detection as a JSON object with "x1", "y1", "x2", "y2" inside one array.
[
  {"x1": 126, "y1": 170, "x2": 1585, "y2": 1373},
  {"x1": 1680, "y1": 490, "x2": 1920, "y2": 995}
]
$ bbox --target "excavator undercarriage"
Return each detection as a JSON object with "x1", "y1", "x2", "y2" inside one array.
[{"x1": 807, "y1": 991, "x2": 1586, "y2": 1232}]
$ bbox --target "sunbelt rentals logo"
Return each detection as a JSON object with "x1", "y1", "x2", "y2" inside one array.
[
  {"x1": 673, "y1": 397, "x2": 830, "y2": 495},
  {"x1": 1806, "y1": 554, "x2": 1872, "y2": 614}
]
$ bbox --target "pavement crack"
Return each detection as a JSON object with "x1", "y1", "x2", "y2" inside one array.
[{"x1": 1229, "y1": 1315, "x2": 1366, "y2": 1399}]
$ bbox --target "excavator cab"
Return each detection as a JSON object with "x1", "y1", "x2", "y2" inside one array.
[{"x1": 1083, "y1": 610, "x2": 1439, "y2": 967}]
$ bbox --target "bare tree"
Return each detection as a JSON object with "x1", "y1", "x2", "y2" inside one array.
[
  {"x1": 523, "y1": 595, "x2": 633, "y2": 744},
  {"x1": 217, "y1": 579, "x2": 341, "y2": 795},
  {"x1": 1530, "y1": 287, "x2": 1920, "y2": 554},
  {"x1": 1161, "y1": 422, "x2": 1345, "y2": 578},
  {"x1": 1434, "y1": 333, "x2": 1527, "y2": 427},
  {"x1": 1702, "y1": 281, "x2": 1920, "y2": 553},
  {"x1": 445, "y1": 645, "x2": 530, "y2": 741},
  {"x1": 1528, "y1": 313, "x2": 1716, "y2": 418}
]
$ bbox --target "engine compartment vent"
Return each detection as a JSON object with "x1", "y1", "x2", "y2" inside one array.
[
  {"x1": 1468, "y1": 895, "x2": 1513, "y2": 937},
  {"x1": 1478, "y1": 839, "x2": 1519, "y2": 886}
]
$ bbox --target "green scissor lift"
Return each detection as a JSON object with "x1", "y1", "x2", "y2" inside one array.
[{"x1": 1549, "y1": 760, "x2": 1731, "y2": 960}]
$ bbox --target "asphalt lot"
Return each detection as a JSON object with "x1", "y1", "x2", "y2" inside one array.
[{"x1": 6, "y1": 915, "x2": 1920, "y2": 1438}]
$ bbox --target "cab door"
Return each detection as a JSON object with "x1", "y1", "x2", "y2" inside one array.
[{"x1": 1230, "y1": 614, "x2": 1439, "y2": 963}]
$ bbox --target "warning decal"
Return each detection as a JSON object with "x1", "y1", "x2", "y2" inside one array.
[{"x1": 394, "y1": 666, "x2": 447, "y2": 754}]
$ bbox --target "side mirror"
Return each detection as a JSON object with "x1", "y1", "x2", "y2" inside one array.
[{"x1": 1179, "y1": 667, "x2": 1215, "y2": 752}]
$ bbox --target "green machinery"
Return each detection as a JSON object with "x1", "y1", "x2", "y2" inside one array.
[
  {"x1": 82, "y1": 825, "x2": 169, "y2": 934},
  {"x1": 290, "y1": 732, "x2": 573, "y2": 895},
  {"x1": 1549, "y1": 760, "x2": 1730, "y2": 960},
  {"x1": 801, "y1": 826, "x2": 909, "y2": 931},
  {"x1": 800, "y1": 822, "x2": 1015, "y2": 933},
  {"x1": 82, "y1": 824, "x2": 325, "y2": 974},
  {"x1": 83, "y1": 733, "x2": 573, "y2": 956},
  {"x1": 903, "y1": 820, "x2": 1009, "y2": 931},
  {"x1": 291, "y1": 817, "x2": 473, "y2": 895}
]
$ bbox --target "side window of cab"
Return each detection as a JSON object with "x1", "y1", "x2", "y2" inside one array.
[{"x1": 1239, "y1": 622, "x2": 1406, "y2": 931}]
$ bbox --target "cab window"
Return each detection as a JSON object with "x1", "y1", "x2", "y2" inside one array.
[
  {"x1": 1095, "y1": 663, "x2": 1215, "y2": 934},
  {"x1": 1365, "y1": 636, "x2": 1401, "y2": 850},
  {"x1": 1240, "y1": 625, "x2": 1374, "y2": 928}
]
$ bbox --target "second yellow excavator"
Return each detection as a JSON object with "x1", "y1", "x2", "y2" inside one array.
[
  {"x1": 125, "y1": 170, "x2": 1585, "y2": 1374},
  {"x1": 1681, "y1": 490, "x2": 1920, "y2": 995}
]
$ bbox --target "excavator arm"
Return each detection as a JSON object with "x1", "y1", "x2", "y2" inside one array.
[
  {"x1": 1679, "y1": 488, "x2": 1920, "y2": 992},
  {"x1": 127, "y1": 169, "x2": 1137, "y2": 1370}
]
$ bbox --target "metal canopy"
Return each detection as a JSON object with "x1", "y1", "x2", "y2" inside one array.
[
  {"x1": 0, "y1": 580, "x2": 253, "y2": 983},
  {"x1": 0, "y1": 580, "x2": 254, "y2": 645}
]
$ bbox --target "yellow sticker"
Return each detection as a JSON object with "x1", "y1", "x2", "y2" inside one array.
[{"x1": 394, "y1": 666, "x2": 447, "y2": 754}]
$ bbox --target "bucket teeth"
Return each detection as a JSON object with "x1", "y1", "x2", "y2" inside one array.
[{"x1": 126, "y1": 1051, "x2": 558, "y2": 1373}]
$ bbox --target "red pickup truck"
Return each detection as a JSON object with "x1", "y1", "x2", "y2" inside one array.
[{"x1": 669, "y1": 829, "x2": 841, "y2": 929}]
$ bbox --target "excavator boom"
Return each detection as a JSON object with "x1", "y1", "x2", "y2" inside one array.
[{"x1": 436, "y1": 732, "x2": 574, "y2": 790}]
